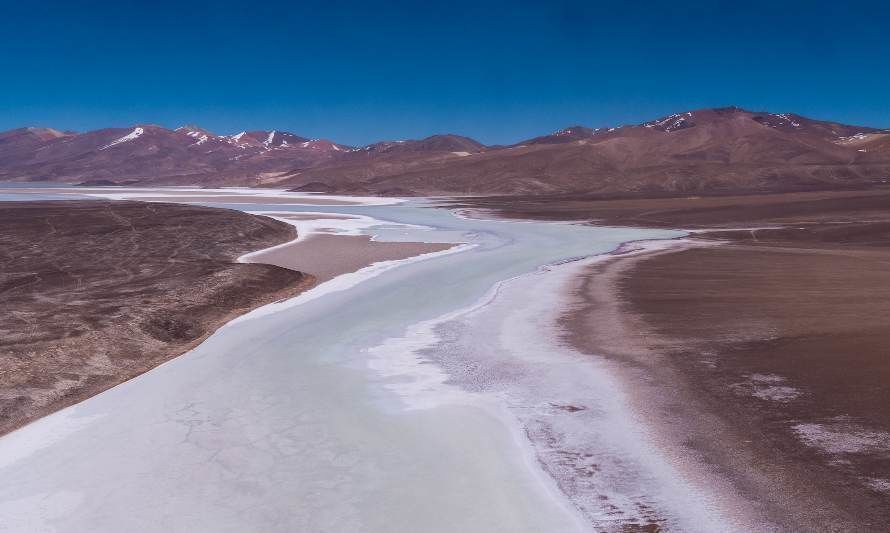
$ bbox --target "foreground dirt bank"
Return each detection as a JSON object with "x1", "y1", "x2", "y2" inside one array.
[
  {"x1": 0, "y1": 200, "x2": 313, "y2": 436},
  {"x1": 567, "y1": 241, "x2": 890, "y2": 530}
]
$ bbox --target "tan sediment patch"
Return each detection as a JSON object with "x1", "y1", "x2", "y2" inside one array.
[{"x1": 244, "y1": 234, "x2": 455, "y2": 282}]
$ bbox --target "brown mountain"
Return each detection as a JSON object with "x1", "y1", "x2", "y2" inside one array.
[
  {"x1": 0, "y1": 125, "x2": 350, "y2": 186},
  {"x1": 278, "y1": 107, "x2": 890, "y2": 196},
  {"x1": 286, "y1": 134, "x2": 488, "y2": 194},
  {"x1": 0, "y1": 127, "x2": 73, "y2": 159},
  {"x1": 1, "y1": 108, "x2": 887, "y2": 195}
]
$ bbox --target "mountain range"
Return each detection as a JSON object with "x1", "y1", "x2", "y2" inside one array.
[{"x1": 2, "y1": 107, "x2": 889, "y2": 197}]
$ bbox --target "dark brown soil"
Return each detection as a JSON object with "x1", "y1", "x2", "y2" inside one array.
[
  {"x1": 0, "y1": 200, "x2": 313, "y2": 436},
  {"x1": 605, "y1": 243, "x2": 890, "y2": 530}
]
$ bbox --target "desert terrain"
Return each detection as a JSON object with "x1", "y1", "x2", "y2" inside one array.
[
  {"x1": 3, "y1": 186, "x2": 890, "y2": 530},
  {"x1": 4, "y1": 1, "x2": 889, "y2": 528},
  {"x1": 4, "y1": 121, "x2": 890, "y2": 529}
]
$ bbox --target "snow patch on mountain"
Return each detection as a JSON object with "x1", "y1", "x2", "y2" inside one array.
[
  {"x1": 839, "y1": 132, "x2": 871, "y2": 143},
  {"x1": 190, "y1": 134, "x2": 209, "y2": 146},
  {"x1": 264, "y1": 131, "x2": 276, "y2": 147},
  {"x1": 99, "y1": 127, "x2": 145, "y2": 150},
  {"x1": 644, "y1": 113, "x2": 693, "y2": 132},
  {"x1": 772, "y1": 113, "x2": 802, "y2": 128},
  {"x1": 298, "y1": 139, "x2": 342, "y2": 151}
]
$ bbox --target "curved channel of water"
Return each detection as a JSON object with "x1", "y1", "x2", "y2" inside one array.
[{"x1": 0, "y1": 195, "x2": 719, "y2": 532}]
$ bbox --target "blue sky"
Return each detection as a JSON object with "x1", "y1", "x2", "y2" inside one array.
[{"x1": 2, "y1": 0, "x2": 888, "y2": 145}]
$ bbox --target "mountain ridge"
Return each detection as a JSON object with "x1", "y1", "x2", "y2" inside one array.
[{"x1": 2, "y1": 107, "x2": 888, "y2": 196}]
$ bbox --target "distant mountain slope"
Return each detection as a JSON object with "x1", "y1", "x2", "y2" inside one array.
[
  {"x1": 1, "y1": 108, "x2": 887, "y2": 195},
  {"x1": 278, "y1": 107, "x2": 890, "y2": 196},
  {"x1": 0, "y1": 125, "x2": 350, "y2": 185},
  {"x1": 284, "y1": 134, "x2": 489, "y2": 194},
  {"x1": 0, "y1": 127, "x2": 73, "y2": 158}
]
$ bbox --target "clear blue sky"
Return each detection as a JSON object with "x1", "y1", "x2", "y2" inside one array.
[{"x1": 2, "y1": 0, "x2": 888, "y2": 145}]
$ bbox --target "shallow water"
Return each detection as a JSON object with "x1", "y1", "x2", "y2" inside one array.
[{"x1": 0, "y1": 191, "x2": 697, "y2": 532}]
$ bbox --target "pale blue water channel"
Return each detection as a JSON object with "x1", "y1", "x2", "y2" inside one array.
[{"x1": 0, "y1": 190, "x2": 705, "y2": 532}]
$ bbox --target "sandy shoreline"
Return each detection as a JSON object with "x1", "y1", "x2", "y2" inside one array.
[
  {"x1": 391, "y1": 228, "x2": 773, "y2": 531},
  {"x1": 561, "y1": 238, "x2": 785, "y2": 530}
]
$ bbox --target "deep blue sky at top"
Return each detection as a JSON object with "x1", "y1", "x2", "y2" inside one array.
[{"x1": 2, "y1": 0, "x2": 888, "y2": 145}]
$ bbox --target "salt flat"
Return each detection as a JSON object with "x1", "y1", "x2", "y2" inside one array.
[{"x1": 0, "y1": 190, "x2": 718, "y2": 532}]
